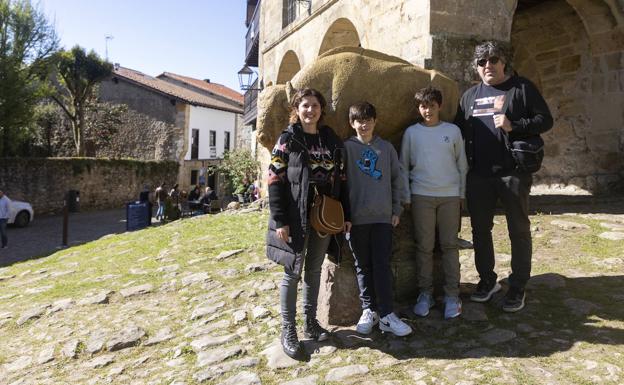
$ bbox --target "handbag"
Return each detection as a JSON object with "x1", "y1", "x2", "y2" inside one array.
[
  {"x1": 504, "y1": 134, "x2": 544, "y2": 173},
  {"x1": 309, "y1": 187, "x2": 344, "y2": 237}
]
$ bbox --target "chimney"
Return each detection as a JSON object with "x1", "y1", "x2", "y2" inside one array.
[{"x1": 204, "y1": 78, "x2": 210, "y2": 83}]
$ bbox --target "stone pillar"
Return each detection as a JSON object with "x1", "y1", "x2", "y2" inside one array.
[{"x1": 317, "y1": 249, "x2": 361, "y2": 327}]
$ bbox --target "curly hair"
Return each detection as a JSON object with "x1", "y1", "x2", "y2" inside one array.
[{"x1": 288, "y1": 88, "x2": 327, "y2": 125}]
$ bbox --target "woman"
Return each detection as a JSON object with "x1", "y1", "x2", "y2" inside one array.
[{"x1": 266, "y1": 88, "x2": 350, "y2": 359}]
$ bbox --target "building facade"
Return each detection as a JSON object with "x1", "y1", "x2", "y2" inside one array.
[
  {"x1": 245, "y1": 0, "x2": 624, "y2": 194},
  {"x1": 99, "y1": 67, "x2": 244, "y2": 195}
]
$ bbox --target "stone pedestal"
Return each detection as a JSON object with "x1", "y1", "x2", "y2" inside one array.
[{"x1": 317, "y1": 253, "x2": 361, "y2": 327}]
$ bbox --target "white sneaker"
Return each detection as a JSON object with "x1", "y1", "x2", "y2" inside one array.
[
  {"x1": 356, "y1": 308, "x2": 379, "y2": 335},
  {"x1": 413, "y1": 292, "x2": 434, "y2": 317},
  {"x1": 444, "y1": 295, "x2": 462, "y2": 319},
  {"x1": 379, "y1": 312, "x2": 412, "y2": 336}
]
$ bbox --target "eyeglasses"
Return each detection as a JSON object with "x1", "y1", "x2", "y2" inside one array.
[{"x1": 477, "y1": 57, "x2": 501, "y2": 67}]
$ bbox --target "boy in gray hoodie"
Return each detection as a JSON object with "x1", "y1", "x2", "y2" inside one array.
[{"x1": 344, "y1": 102, "x2": 412, "y2": 337}]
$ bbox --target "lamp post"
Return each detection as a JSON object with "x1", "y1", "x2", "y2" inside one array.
[{"x1": 237, "y1": 65, "x2": 262, "y2": 91}]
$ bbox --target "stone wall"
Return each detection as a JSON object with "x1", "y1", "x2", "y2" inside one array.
[
  {"x1": 0, "y1": 158, "x2": 178, "y2": 215},
  {"x1": 257, "y1": 0, "x2": 624, "y2": 193}
]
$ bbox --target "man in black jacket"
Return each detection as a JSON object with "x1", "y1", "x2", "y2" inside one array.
[{"x1": 454, "y1": 41, "x2": 553, "y2": 312}]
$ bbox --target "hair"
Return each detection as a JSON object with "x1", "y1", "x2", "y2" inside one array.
[
  {"x1": 173, "y1": 183, "x2": 179, "y2": 190},
  {"x1": 288, "y1": 88, "x2": 327, "y2": 124},
  {"x1": 414, "y1": 86, "x2": 443, "y2": 107},
  {"x1": 473, "y1": 40, "x2": 514, "y2": 74},
  {"x1": 348, "y1": 101, "x2": 377, "y2": 123}
]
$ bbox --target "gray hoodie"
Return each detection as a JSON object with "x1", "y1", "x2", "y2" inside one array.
[{"x1": 344, "y1": 136, "x2": 408, "y2": 225}]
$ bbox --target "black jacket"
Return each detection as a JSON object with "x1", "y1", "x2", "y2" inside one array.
[
  {"x1": 454, "y1": 75, "x2": 553, "y2": 171},
  {"x1": 265, "y1": 123, "x2": 349, "y2": 274}
]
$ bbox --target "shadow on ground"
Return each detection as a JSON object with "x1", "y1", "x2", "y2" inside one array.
[{"x1": 304, "y1": 273, "x2": 624, "y2": 360}]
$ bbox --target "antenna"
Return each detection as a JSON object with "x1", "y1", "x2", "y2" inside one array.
[{"x1": 105, "y1": 35, "x2": 114, "y2": 61}]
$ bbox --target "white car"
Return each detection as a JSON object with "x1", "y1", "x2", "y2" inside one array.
[{"x1": 8, "y1": 200, "x2": 34, "y2": 227}]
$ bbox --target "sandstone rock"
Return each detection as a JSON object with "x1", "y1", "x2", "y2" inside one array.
[
  {"x1": 217, "y1": 371, "x2": 261, "y2": 385},
  {"x1": 279, "y1": 375, "x2": 319, "y2": 385},
  {"x1": 226, "y1": 201, "x2": 241, "y2": 210},
  {"x1": 145, "y1": 327, "x2": 175, "y2": 346},
  {"x1": 190, "y1": 334, "x2": 237, "y2": 351},
  {"x1": 193, "y1": 357, "x2": 259, "y2": 383},
  {"x1": 181, "y1": 272, "x2": 211, "y2": 287},
  {"x1": 86, "y1": 331, "x2": 108, "y2": 354},
  {"x1": 191, "y1": 301, "x2": 226, "y2": 320},
  {"x1": 48, "y1": 298, "x2": 74, "y2": 314},
  {"x1": 261, "y1": 340, "x2": 299, "y2": 369},
  {"x1": 255, "y1": 280, "x2": 276, "y2": 291},
  {"x1": 252, "y1": 306, "x2": 270, "y2": 320},
  {"x1": 17, "y1": 305, "x2": 48, "y2": 326},
  {"x1": 229, "y1": 289, "x2": 244, "y2": 299},
  {"x1": 25, "y1": 285, "x2": 53, "y2": 294},
  {"x1": 526, "y1": 273, "x2": 566, "y2": 289},
  {"x1": 78, "y1": 290, "x2": 112, "y2": 305},
  {"x1": 563, "y1": 298, "x2": 598, "y2": 315},
  {"x1": 318, "y1": 258, "x2": 361, "y2": 326},
  {"x1": 480, "y1": 328, "x2": 516, "y2": 345},
  {"x1": 461, "y1": 303, "x2": 489, "y2": 322},
  {"x1": 37, "y1": 344, "x2": 55, "y2": 364},
  {"x1": 245, "y1": 262, "x2": 274, "y2": 273},
  {"x1": 216, "y1": 249, "x2": 244, "y2": 261},
  {"x1": 325, "y1": 364, "x2": 369, "y2": 382},
  {"x1": 196, "y1": 345, "x2": 243, "y2": 367},
  {"x1": 550, "y1": 220, "x2": 590, "y2": 230},
  {"x1": 62, "y1": 339, "x2": 80, "y2": 358},
  {"x1": 120, "y1": 284, "x2": 153, "y2": 298},
  {"x1": 4, "y1": 355, "x2": 32, "y2": 372},
  {"x1": 600, "y1": 222, "x2": 624, "y2": 231},
  {"x1": 85, "y1": 353, "x2": 115, "y2": 368},
  {"x1": 0, "y1": 274, "x2": 15, "y2": 281},
  {"x1": 185, "y1": 319, "x2": 231, "y2": 338},
  {"x1": 233, "y1": 310, "x2": 247, "y2": 324},
  {"x1": 106, "y1": 325, "x2": 146, "y2": 351},
  {"x1": 598, "y1": 232, "x2": 624, "y2": 240},
  {"x1": 157, "y1": 264, "x2": 180, "y2": 273}
]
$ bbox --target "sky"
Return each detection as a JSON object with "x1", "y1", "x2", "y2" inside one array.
[{"x1": 40, "y1": 0, "x2": 248, "y2": 93}]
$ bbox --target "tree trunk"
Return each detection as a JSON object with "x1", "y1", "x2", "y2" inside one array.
[{"x1": 72, "y1": 108, "x2": 86, "y2": 157}]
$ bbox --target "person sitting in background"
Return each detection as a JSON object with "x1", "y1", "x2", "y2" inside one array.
[
  {"x1": 200, "y1": 186, "x2": 217, "y2": 213},
  {"x1": 188, "y1": 185, "x2": 201, "y2": 201}
]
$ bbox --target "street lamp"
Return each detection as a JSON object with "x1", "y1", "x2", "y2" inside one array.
[{"x1": 237, "y1": 65, "x2": 262, "y2": 91}]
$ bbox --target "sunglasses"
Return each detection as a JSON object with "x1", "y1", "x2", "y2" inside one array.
[{"x1": 477, "y1": 57, "x2": 501, "y2": 67}]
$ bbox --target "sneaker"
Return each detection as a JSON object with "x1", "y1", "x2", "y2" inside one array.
[
  {"x1": 303, "y1": 317, "x2": 330, "y2": 341},
  {"x1": 502, "y1": 287, "x2": 526, "y2": 313},
  {"x1": 356, "y1": 308, "x2": 379, "y2": 335},
  {"x1": 444, "y1": 296, "x2": 462, "y2": 319},
  {"x1": 281, "y1": 324, "x2": 303, "y2": 359},
  {"x1": 470, "y1": 280, "x2": 502, "y2": 302},
  {"x1": 379, "y1": 313, "x2": 412, "y2": 337},
  {"x1": 457, "y1": 237, "x2": 474, "y2": 250},
  {"x1": 413, "y1": 292, "x2": 434, "y2": 317}
]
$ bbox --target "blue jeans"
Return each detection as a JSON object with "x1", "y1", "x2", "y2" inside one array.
[
  {"x1": 156, "y1": 202, "x2": 165, "y2": 219},
  {"x1": 280, "y1": 227, "x2": 331, "y2": 326},
  {"x1": 0, "y1": 218, "x2": 7, "y2": 247}
]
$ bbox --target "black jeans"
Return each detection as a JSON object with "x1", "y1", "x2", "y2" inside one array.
[
  {"x1": 349, "y1": 223, "x2": 394, "y2": 318},
  {"x1": 0, "y1": 218, "x2": 6, "y2": 247},
  {"x1": 466, "y1": 171, "x2": 532, "y2": 289}
]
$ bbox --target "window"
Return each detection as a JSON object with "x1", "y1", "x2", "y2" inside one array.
[
  {"x1": 209, "y1": 130, "x2": 216, "y2": 146},
  {"x1": 191, "y1": 129, "x2": 199, "y2": 159},
  {"x1": 190, "y1": 170, "x2": 198, "y2": 185},
  {"x1": 224, "y1": 131, "x2": 231, "y2": 151}
]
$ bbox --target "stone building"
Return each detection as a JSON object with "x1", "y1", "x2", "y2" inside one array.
[
  {"x1": 244, "y1": 0, "x2": 624, "y2": 194},
  {"x1": 99, "y1": 66, "x2": 245, "y2": 195}
]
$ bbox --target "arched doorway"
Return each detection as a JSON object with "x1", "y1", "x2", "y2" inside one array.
[
  {"x1": 318, "y1": 18, "x2": 360, "y2": 55},
  {"x1": 276, "y1": 50, "x2": 301, "y2": 84},
  {"x1": 511, "y1": 0, "x2": 624, "y2": 192}
]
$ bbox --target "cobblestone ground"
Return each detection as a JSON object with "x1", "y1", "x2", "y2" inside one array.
[{"x1": 0, "y1": 205, "x2": 622, "y2": 385}]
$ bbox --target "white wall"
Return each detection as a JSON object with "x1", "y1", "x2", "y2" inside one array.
[{"x1": 185, "y1": 106, "x2": 237, "y2": 160}]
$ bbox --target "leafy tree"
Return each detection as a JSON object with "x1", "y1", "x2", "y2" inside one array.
[
  {"x1": 217, "y1": 149, "x2": 260, "y2": 193},
  {"x1": 0, "y1": 0, "x2": 58, "y2": 156},
  {"x1": 49, "y1": 46, "x2": 112, "y2": 156}
]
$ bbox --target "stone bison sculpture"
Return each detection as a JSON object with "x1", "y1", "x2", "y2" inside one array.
[{"x1": 256, "y1": 46, "x2": 459, "y2": 149}]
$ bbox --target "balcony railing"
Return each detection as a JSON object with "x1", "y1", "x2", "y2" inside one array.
[
  {"x1": 243, "y1": 78, "x2": 259, "y2": 125},
  {"x1": 245, "y1": 0, "x2": 260, "y2": 67}
]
